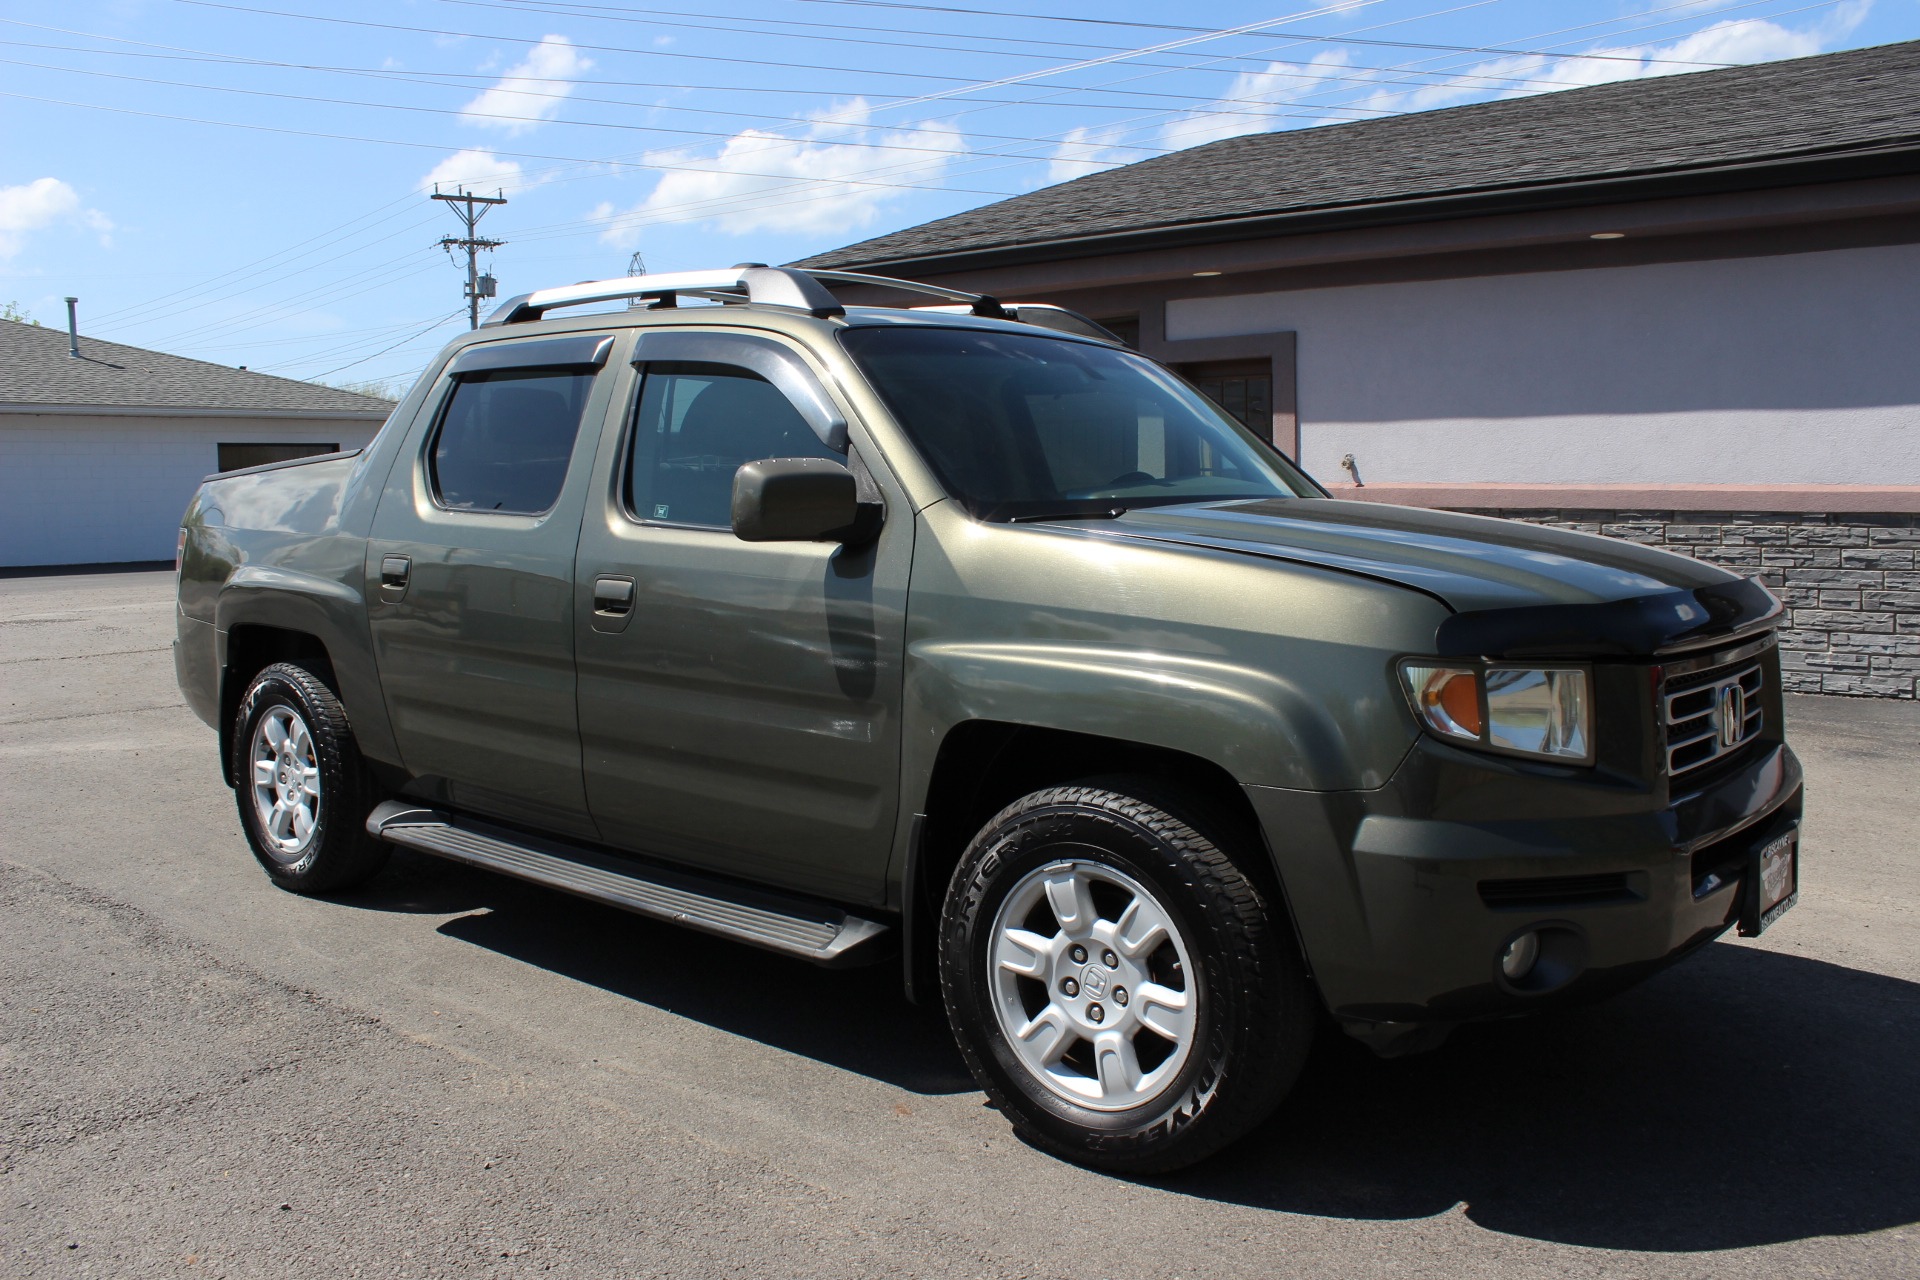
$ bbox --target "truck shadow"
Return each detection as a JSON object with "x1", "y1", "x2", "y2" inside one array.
[
  {"x1": 326, "y1": 847, "x2": 504, "y2": 915},
  {"x1": 1167, "y1": 941, "x2": 1920, "y2": 1252},
  {"x1": 429, "y1": 877, "x2": 975, "y2": 1096},
  {"x1": 376, "y1": 856, "x2": 1919, "y2": 1250}
]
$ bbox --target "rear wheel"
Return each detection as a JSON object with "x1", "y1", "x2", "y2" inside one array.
[
  {"x1": 938, "y1": 780, "x2": 1315, "y2": 1173},
  {"x1": 231, "y1": 662, "x2": 389, "y2": 894}
]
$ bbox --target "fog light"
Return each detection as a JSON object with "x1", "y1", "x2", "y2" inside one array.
[{"x1": 1500, "y1": 931, "x2": 1541, "y2": 981}]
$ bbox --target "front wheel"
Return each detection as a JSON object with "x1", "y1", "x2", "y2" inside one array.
[
  {"x1": 938, "y1": 781, "x2": 1315, "y2": 1173},
  {"x1": 231, "y1": 662, "x2": 389, "y2": 894}
]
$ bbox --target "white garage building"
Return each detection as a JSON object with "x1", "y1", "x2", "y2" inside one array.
[{"x1": 0, "y1": 318, "x2": 392, "y2": 568}]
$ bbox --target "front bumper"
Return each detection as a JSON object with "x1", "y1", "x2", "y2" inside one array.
[{"x1": 1245, "y1": 736, "x2": 1803, "y2": 1039}]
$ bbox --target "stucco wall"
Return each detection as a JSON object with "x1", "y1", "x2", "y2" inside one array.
[
  {"x1": 1166, "y1": 242, "x2": 1920, "y2": 488},
  {"x1": 0, "y1": 413, "x2": 383, "y2": 567}
]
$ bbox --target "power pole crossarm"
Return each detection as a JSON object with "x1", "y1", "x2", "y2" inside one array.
[{"x1": 432, "y1": 188, "x2": 508, "y2": 329}]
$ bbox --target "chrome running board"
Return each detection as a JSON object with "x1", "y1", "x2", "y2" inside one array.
[{"x1": 365, "y1": 801, "x2": 890, "y2": 967}]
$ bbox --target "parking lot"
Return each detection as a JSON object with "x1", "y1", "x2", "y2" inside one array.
[{"x1": 3, "y1": 568, "x2": 1917, "y2": 1279}]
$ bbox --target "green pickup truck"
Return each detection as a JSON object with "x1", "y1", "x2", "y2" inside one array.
[{"x1": 174, "y1": 265, "x2": 1802, "y2": 1172}]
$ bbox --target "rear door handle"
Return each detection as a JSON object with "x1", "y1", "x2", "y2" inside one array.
[
  {"x1": 379, "y1": 554, "x2": 411, "y2": 601},
  {"x1": 591, "y1": 575, "x2": 637, "y2": 633}
]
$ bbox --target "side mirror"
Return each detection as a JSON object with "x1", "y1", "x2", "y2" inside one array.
[{"x1": 731, "y1": 457, "x2": 861, "y2": 542}]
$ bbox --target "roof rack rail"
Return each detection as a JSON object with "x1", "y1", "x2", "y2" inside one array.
[
  {"x1": 908, "y1": 301, "x2": 1123, "y2": 345},
  {"x1": 801, "y1": 270, "x2": 1014, "y2": 320},
  {"x1": 485, "y1": 266, "x2": 842, "y2": 326},
  {"x1": 483, "y1": 265, "x2": 1016, "y2": 326}
]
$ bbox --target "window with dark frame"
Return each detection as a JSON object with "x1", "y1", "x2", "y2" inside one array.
[
  {"x1": 216, "y1": 442, "x2": 339, "y2": 473},
  {"x1": 1182, "y1": 359, "x2": 1273, "y2": 438},
  {"x1": 429, "y1": 366, "x2": 597, "y2": 515}
]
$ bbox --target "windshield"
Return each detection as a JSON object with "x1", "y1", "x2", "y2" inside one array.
[{"x1": 840, "y1": 326, "x2": 1318, "y2": 521}]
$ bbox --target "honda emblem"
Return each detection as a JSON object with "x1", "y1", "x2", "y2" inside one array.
[{"x1": 1716, "y1": 683, "x2": 1745, "y2": 750}]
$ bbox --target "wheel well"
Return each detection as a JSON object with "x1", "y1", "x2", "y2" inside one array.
[
  {"x1": 907, "y1": 721, "x2": 1280, "y2": 997},
  {"x1": 217, "y1": 625, "x2": 338, "y2": 785}
]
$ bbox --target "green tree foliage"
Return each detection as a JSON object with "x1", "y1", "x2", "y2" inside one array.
[{"x1": 316, "y1": 376, "x2": 405, "y2": 403}]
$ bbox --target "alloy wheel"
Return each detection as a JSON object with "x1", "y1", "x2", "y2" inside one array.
[
  {"x1": 987, "y1": 858, "x2": 1199, "y2": 1112},
  {"x1": 249, "y1": 704, "x2": 321, "y2": 862}
]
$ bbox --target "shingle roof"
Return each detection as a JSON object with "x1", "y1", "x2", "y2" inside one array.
[
  {"x1": 0, "y1": 318, "x2": 395, "y2": 415},
  {"x1": 803, "y1": 39, "x2": 1920, "y2": 271}
]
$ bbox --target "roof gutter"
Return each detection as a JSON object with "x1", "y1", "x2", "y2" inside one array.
[{"x1": 817, "y1": 137, "x2": 1920, "y2": 276}]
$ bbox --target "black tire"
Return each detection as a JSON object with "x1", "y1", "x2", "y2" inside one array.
[
  {"x1": 939, "y1": 779, "x2": 1315, "y2": 1174},
  {"x1": 230, "y1": 662, "x2": 390, "y2": 894}
]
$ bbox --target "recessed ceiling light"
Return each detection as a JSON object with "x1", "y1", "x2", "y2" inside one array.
[
  {"x1": 1590, "y1": 231, "x2": 1626, "y2": 240},
  {"x1": 1193, "y1": 270, "x2": 1223, "y2": 277}
]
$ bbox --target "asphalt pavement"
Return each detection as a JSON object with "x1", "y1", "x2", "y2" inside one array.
[{"x1": 3, "y1": 569, "x2": 1917, "y2": 1279}]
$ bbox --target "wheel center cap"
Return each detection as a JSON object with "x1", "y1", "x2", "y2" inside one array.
[{"x1": 1079, "y1": 964, "x2": 1108, "y2": 1000}]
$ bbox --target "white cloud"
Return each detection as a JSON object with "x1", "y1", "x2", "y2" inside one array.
[
  {"x1": 596, "y1": 99, "x2": 967, "y2": 241},
  {"x1": 1349, "y1": 0, "x2": 1871, "y2": 117},
  {"x1": 1157, "y1": 52, "x2": 1356, "y2": 152},
  {"x1": 1137, "y1": 0, "x2": 1872, "y2": 158},
  {"x1": 0, "y1": 177, "x2": 112, "y2": 259},
  {"x1": 460, "y1": 35, "x2": 591, "y2": 135},
  {"x1": 1046, "y1": 125, "x2": 1148, "y2": 184},
  {"x1": 421, "y1": 148, "x2": 527, "y2": 196}
]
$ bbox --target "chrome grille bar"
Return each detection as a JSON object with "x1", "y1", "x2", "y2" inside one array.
[{"x1": 1664, "y1": 660, "x2": 1765, "y2": 776}]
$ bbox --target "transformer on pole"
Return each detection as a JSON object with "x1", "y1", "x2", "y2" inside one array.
[{"x1": 431, "y1": 186, "x2": 507, "y2": 329}]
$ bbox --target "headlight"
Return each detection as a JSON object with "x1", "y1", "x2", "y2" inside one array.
[{"x1": 1400, "y1": 662, "x2": 1592, "y2": 763}]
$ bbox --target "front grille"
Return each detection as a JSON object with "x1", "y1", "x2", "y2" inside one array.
[
  {"x1": 1663, "y1": 655, "x2": 1765, "y2": 777},
  {"x1": 1479, "y1": 872, "x2": 1643, "y2": 910}
]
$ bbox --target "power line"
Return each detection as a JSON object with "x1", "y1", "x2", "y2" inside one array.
[
  {"x1": 472, "y1": 0, "x2": 1747, "y2": 69},
  {"x1": 0, "y1": 53, "x2": 1178, "y2": 161},
  {"x1": 89, "y1": 203, "x2": 434, "y2": 330},
  {"x1": 1, "y1": 30, "x2": 1500, "y2": 144},
  {"x1": 10, "y1": 10, "x2": 1670, "y2": 130},
  {"x1": 306, "y1": 310, "x2": 466, "y2": 379},
  {"x1": 0, "y1": 88, "x2": 1021, "y2": 197}
]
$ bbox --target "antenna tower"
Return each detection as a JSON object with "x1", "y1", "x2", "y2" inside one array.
[{"x1": 626, "y1": 251, "x2": 648, "y2": 309}]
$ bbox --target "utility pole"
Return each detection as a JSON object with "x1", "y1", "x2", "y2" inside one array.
[{"x1": 431, "y1": 186, "x2": 507, "y2": 329}]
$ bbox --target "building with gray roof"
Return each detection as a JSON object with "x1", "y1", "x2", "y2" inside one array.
[{"x1": 1, "y1": 316, "x2": 393, "y2": 567}]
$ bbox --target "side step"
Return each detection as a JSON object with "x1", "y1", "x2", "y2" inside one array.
[{"x1": 365, "y1": 801, "x2": 891, "y2": 967}]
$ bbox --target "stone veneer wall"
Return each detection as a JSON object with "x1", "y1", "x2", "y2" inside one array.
[{"x1": 1452, "y1": 509, "x2": 1920, "y2": 699}]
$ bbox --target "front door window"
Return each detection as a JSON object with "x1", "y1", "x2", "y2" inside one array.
[{"x1": 626, "y1": 361, "x2": 841, "y2": 528}]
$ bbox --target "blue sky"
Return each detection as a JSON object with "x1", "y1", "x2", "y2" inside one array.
[{"x1": 0, "y1": 0, "x2": 1912, "y2": 392}]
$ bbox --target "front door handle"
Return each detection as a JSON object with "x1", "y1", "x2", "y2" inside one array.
[
  {"x1": 593, "y1": 576, "x2": 636, "y2": 616},
  {"x1": 379, "y1": 554, "x2": 411, "y2": 601},
  {"x1": 590, "y1": 575, "x2": 637, "y2": 633}
]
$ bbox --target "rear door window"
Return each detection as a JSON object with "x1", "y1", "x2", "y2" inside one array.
[{"x1": 431, "y1": 367, "x2": 597, "y2": 515}]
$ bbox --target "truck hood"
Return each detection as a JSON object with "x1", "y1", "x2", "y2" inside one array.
[{"x1": 1055, "y1": 498, "x2": 1781, "y2": 658}]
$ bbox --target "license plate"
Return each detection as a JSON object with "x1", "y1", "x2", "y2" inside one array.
[{"x1": 1743, "y1": 830, "x2": 1798, "y2": 935}]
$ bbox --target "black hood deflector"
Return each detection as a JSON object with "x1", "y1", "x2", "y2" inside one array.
[{"x1": 1436, "y1": 576, "x2": 1783, "y2": 659}]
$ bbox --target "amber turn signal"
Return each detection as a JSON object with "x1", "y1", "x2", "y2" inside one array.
[{"x1": 1402, "y1": 664, "x2": 1483, "y2": 741}]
